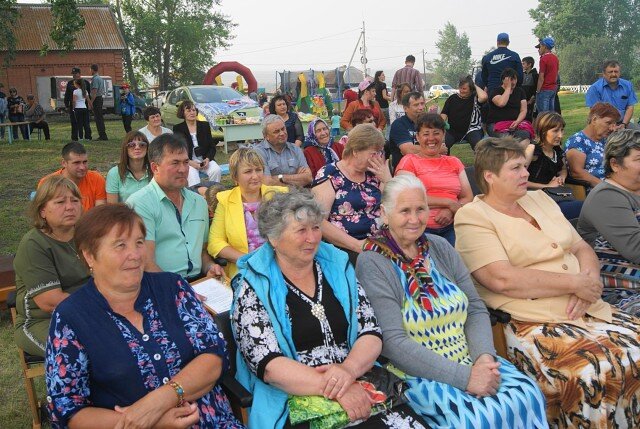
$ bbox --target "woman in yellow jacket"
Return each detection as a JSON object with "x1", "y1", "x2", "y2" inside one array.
[{"x1": 208, "y1": 148, "x2": 287, "y2": 277}]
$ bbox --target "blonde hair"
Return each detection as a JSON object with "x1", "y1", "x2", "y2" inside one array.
[
  {"x1": 228, "y1": 147, "x2": 265, "y2": 181},
  {"x1": 343, "y1": 124, "x2": 385, "y2": 158},
  {"x1": 30, "y1": 176, "x2": 82, "y2": 231}
]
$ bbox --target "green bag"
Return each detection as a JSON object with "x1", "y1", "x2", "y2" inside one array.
[{"x1": 287, "y1": 366, "x2": 408, "y2": 429}]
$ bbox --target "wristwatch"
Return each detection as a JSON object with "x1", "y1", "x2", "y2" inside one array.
[{"x1": 278, "y1": 174, "x2": 284, "y2": 183}]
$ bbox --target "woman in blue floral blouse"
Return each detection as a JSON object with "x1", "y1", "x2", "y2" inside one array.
[
  {"x1": 45, "y1": 204, "x2": 243, "y2": 429},
  {"x1": 564, "y1": 102, "x2": 620, "y2": 188},
  {"x1": 312, "y1": 124, "x2": 391, "y2": 264}
]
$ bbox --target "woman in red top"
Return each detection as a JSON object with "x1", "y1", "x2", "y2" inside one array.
[
  {"x1": 340, "y1": 79, "x2": 386, "y2": 132},
  {"x1": 303, "y1": 118, "x2": 345, "y2": 179},
  {"x1": 395, "y1": 113, "x2": 473, "y2": 245}
]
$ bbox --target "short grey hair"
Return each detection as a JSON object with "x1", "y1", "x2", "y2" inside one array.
[
  {"x1": 262, "y1": 114, "x2": 285, "y2": 138},
  {"x1": 604, "y1": 129, "x2": 640, "y2": 177},
  {"x1": 381, "y1": 174, "x2": 426, "y2": 212},
  {"x1": 258, "y1": 188, "x2": 324, "y2": 241}
]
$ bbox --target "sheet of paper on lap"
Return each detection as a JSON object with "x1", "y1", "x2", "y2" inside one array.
[{"x1": 191, "y1": 277, "x2": 233, "y2": 314}]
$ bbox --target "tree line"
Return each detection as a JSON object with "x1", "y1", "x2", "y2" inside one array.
[
  {"x1": 430, "y1": 0, "x2": 639, "y2": 87},
  {"x1": 0, "y1": 0, "x2": 235, "y2": 92}
]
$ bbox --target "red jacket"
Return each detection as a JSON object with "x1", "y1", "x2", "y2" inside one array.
[
  {"x1": 304, "y1": 142, "x2": 345, "y2": 179},
  {"x1": 340, "y1": 100, "x2": 387, "y2": 131}
]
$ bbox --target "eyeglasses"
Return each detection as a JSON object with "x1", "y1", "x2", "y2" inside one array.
[{"x1": 127, "y1": 141, "x2": 148, "y2": 149}]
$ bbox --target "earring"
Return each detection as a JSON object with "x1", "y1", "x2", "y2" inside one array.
[{"x1": 89, "y1": 266, "x2": 94, "y2": 274}]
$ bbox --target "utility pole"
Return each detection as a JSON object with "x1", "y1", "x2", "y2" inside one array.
[
  {"x1": 422, "y1": 49, "x2": 427, "y2": 89},
  {"x1": 360, "y1": 21, "x2": 368, "y2": 77}
]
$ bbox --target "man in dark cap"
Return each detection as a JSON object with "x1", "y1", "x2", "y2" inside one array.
[
  {"x1": 535, "y1": 37, "x2": 559, "y2": 113},
  {"x1": 480, "y1": 33, "x2": 523, "y2": 93},
  {"x1": 64, "y1": 67, "x2": 92, "y2": 141}
]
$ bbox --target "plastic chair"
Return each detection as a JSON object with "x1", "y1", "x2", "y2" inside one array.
[
  {"x1": 465, "y1": 165, "x2": 481, "y2": 196},
  {"x1": 488, "y1": 307, "x2": 511, "y2": 359},
  {"x1": 7, "y1": 291, "x2": 47, "y2": 429},
  {"x1": 565, "y1": 176, "x2": 589, "y2": 201},
  {"x1": 213, "y1": 311, "x2": 253, "y2": 424},
  {"x1": 207, "y1": 257, "x2": 252, "y2": 423}
]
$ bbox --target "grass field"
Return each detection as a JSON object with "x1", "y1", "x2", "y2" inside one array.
[{"x1": 0, "y1": 93, "x2": 597, "y2": 427}]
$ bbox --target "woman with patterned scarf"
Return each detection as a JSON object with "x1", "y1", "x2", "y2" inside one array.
[
  {"x1": 303, "y1": 118, "x2": 345, "y2": 179},
  {"x1": 356, "y1": 174, "x2": 548, "y2": 429}
]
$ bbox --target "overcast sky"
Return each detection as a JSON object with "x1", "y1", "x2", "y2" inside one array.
[
  {"x1": 216, "y1": 0, "x2": 541, "y2": 75},
  {"x1": 21, "y1": 0, "x2": 543, "y2": 89}
]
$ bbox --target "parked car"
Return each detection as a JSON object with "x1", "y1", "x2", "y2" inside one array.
[
  {"x1": 161, "y1": 85, "x2": 260, "y2": 140},
  {"x1": 152, "y1": 91, "x2": 168, "y2": 109},
  {"x1": 426, "y1": 84, "x2": 458, "y2": 98}
]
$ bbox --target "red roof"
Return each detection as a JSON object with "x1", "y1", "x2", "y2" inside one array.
[{"x1": 12, "y1": 4, "x2": 126, "y2": 51}]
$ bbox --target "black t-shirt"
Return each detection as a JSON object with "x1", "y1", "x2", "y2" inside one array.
[
  {"x1": 375, "y1": 82, "x2": 389, "y2": 108},
  {"x1": 442, "y1": 94, "x2": 475, "y2": 134},
  {"x1": 487, "y1": 86, "x2": 525, "y2": 124},
  {"x1": 528, "y1": 144, "x2": 564, "y2": 184}
]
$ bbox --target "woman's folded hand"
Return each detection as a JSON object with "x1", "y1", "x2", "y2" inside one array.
[
  {"x1": 566, "y1": 294, "x2": 591, "y2": 320},
  {"x1": 466, "y1": 356, "x2": 501, "y2": 397},
  {"x1": 315, "y1": 363, "x2": 357, "y2": 399},
  {"x1": 113, "y1": 385, "x2": 176, "y2": 429},
  {"x1": 573, "y1": 269, "x2": 603, "y2": 303},
  {"x1": 154, "y1": 402, "x2": 200, "y2": 429},
  {"x1": 336, "y1": 382, "x2": 374, "y2": 422}
]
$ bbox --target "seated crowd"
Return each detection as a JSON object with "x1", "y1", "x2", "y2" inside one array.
[{"x1": 11, "y1": 62, "x2": 640, "y2": 429}]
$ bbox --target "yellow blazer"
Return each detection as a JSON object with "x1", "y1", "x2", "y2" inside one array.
[{"x1": 208, "y1": 184, "x2": 287, "y2": 277}]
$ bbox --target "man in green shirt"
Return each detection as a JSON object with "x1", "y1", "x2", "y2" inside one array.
[
  {"x1": 127, "y1": 134, "x2": 223, "y2": 280},
  {"x1": 89, "y1": 63, "x2": 109, "y2": 141}
]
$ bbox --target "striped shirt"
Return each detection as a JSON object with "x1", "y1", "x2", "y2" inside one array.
[{"x1": 391, "y1": 65, "x2": 424, "y2": 94}]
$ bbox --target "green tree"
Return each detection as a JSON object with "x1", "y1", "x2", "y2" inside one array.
[
  {"x1": 121, "y1": 0, "x2": 235, "y2": 90},
  {"x1": 0, "y1": 0, "x2": 19, "y2": 65},
  {"x1": 432, "y1": 22, "x2": 473, "y2": 86},
  {"x1": 45, "y1": 0, "x2": 86, "y2": 54},
  {"x1": 1, "y1": 0, "x2": 86, "y2": 63},
  {"x1": 529, "y1": 0, "x2": 640, "y2": 78},
  {"x1": 557, "y1": 37, "x2": 612, "y2": 85}
]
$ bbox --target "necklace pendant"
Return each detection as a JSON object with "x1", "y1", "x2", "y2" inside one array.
[{"x1": 311, "y1": 303, "x2": 326, "y2": 322}]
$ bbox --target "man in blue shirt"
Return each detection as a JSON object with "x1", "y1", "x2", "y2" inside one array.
[
  {"x1": 586, "y1": 60, "x2": 638, "y2": 130},
  {"x1": 481, "y1": 33, "x2": 523, "y2": 93},
  {"x1": 389, "y1": 91, "x2": 425, "y2": 172},
  {"x1": 127, "y1": 134, "x2": 223, "y2": 280},
  {"x1": 254, "y1": 114, "x2": 312, "y2": 187}
]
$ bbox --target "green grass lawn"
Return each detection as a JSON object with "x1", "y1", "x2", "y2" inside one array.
[{"x1": 0, "y1": 94, "x2": 595, "y2": 427}]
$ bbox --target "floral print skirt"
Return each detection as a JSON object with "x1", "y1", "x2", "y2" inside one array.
[{"x1": 504, "y1": 310, "x2": 640, "y2": 428}]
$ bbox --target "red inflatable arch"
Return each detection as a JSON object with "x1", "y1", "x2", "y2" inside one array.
[{"x1": 203, "y1": 61, "x2": 258, "y2": 94}]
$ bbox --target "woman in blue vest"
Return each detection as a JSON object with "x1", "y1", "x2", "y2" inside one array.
[
  {"x1": 45, "y1": 204, "x2": 243, "y2": 429},
  {"x1": 231, "y1": 188, "x2": 426, "y2": 428}
]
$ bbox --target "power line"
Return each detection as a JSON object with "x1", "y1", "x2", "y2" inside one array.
[{"x1": 218, "y1": 28, "x2": 360, "y2": 56}]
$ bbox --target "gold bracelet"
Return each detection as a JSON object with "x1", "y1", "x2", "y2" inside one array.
[{"x1": 167, "y1": 380, "x2": 185, "y2": 407}]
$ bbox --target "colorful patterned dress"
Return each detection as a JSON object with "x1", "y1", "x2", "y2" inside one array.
[
  {"x1": 314, "y1": 162, "x2": 381, "y2": 240},
  {"x1": 45, "y1": 273, "x2": 243, "y2": 429},
  {"x1": 363, "y1": 235, "x2": 548, "y2": 429},
  {"x1": 505, "y1": 311, "x2": 640, "y2": 428},
  {"x1": 594, "y1": 207, "x2": 640, "y2": 316}
]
